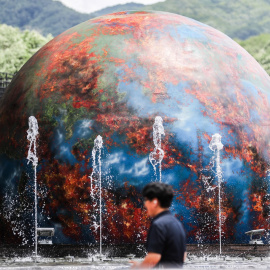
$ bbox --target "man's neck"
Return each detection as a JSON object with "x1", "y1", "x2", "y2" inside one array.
[{"x1": 153, "y1": 208, "x2": 169, "y2": 218}]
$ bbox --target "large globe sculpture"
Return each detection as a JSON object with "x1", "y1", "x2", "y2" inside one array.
[{"x1": 1, "y1": 11, "x2": 270, "y2": 245}]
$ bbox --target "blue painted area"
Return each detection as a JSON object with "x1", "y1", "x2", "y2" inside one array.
[
  {"x1": 0, "y1": 155, "x2": 22, "y2": 195},
  {"x1": 116, "y1": 66, "x2": 159, "y2": 116},
  {"x1": 241, "y1": 80, "x2": 260, "y2": 98},
  {"x1": 223, "y1": 157, "x2": 251, "y2": 240},
  {"x1": 222, "y1": 157, "x2": 243, "y2": 184},
  {"x1": 166, "y1": 24, "x2": 209, "y2": 43},
  {"x1": 249, "y1": 109, "x2": 261, "y2": 124},
  {"x1": 102, "y1": 144, "x2": 151, "y2": 188},
  {"x1": 169, "y1": 99, "x2": 220, "y2": 150},
  {"x1": 50, "y1": 117, "x2": 93, "y2": 165}
]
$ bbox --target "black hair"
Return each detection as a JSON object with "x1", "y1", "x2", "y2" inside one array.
[{"x1": 142, "y1": 182, "x2": 174, "y2": 208}]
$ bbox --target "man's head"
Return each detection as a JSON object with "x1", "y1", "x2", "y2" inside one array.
[{"x1": 142, "y1": 182, "x2": 174, "y2": 217}]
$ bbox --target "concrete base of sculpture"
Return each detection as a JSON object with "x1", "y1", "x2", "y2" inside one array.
[
  {"x1": 187, "y1": 244, "x2": 270, "y2": 257},
  {"x1": 0, "y1": 244, "x2": 269, "y2": 258}
]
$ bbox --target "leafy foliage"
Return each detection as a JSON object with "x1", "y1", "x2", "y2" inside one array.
[
  {"x1": 0, "y1": 24, "x2": 52, "y2": 73},
  {"x1": 0, "y1": 0, "x2": 270, "y2": 39},
  {"x1": 0, "y1": 0, "x2": 93, "y2": 36},
  {"x1": 92, "y1": 3, "x2": 144, "y2": 17},
  {"x1": 146, "y1": 0, "x2": 270, "y2": 40}
]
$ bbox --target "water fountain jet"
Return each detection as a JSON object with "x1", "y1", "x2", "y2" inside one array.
[
  {"x1": 89, "y1": 135, "x2": 104, "y2": 257},
  {"x1": 209, "y1": 133, "x2": 224, "y2": 256},
  {"x1": 26, "y1": 116, "x2": 39, "y2": 261},
  {"x1": 149, "y1": 116, "x2": 165, "y2": 182}
]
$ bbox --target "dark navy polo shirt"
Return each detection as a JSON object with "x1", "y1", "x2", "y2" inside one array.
[{"x1": 146, "y1": 210, "x2": 186, "y2": 268}]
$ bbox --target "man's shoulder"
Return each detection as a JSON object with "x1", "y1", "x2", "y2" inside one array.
[{"x1": 151, "y1": 212, "x2": 186, "y2": 242}]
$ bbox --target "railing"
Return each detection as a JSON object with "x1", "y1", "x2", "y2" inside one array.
[{"x1": 0, "y1": 72, "x2": 15, "y2": 99}]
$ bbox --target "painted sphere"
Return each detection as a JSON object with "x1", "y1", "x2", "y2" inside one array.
[{"x1": 1, "y1": 11, "x2": 270, "y2": 245}]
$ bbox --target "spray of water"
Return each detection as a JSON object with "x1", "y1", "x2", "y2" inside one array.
[
  {"x1": 264, "y1": 169, "x2": 270, "y2": 243},
  {"x1": 209, "y1": 133, "x2": 223, "y2": 256},
  {"x1": 149, "y1": 116, "x2": 165, "y2": 182},
  {"x1": 2, "y1": 191, "x2": 30, "y2": 244},
  {"x1": 26, "y1": 116, "x2": 39, "y2": 260},
  {"x1": 89, "y1": 135, "x2": 103, "y2": 256}
]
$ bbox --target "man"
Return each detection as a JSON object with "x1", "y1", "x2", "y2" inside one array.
[{"x1": 132, "y1": 182, "x2": 186, "y2": 269}]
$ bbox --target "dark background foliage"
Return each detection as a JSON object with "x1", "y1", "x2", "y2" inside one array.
[{"x1": 0, "y1": 0, "x2": 270, "y2": 39}]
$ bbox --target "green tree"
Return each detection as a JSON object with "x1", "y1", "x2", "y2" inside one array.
[
  {"x1": 0, "y1": 24, "x2": 52, "y2": 73},
  {"x1": 1, "y1": 0, "x2": 270, "y2": 39},
  {"x1": 147, "y1": 0, "x2": 270, "y2": 40}
]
